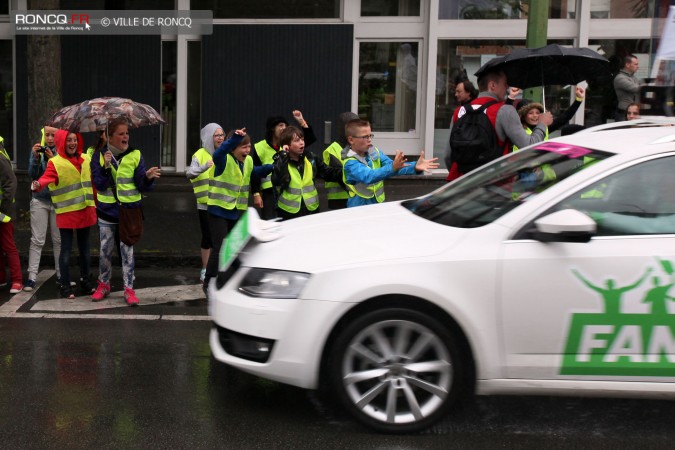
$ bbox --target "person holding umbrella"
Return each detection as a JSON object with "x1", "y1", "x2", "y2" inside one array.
[
  {"x1": 90, "y1": 118, "x2": 161, "y2": 306},
  {"x1": 31, "y1": 130, "x2": 96, "y2": 299},
  {"x1": 446, "y1": 69, "x2": 552, "y2": 182},
  {"x1": 513, "y1": 86, "x2": 586, "y2": 152}
]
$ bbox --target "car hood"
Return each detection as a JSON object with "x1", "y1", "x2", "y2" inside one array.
[{"x1": 240, "y1": 202, "x2": 467, "y2": 273}]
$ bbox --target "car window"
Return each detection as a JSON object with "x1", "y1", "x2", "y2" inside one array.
[
  {"x1": 545, "y1": 155, "x2": 675, "y2": 236},
  {"x1": 403, "y1": 143, "x2": 612, "y2": 228}
]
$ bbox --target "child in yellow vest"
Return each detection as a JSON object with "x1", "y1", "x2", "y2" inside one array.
[
  {"x1": 272, "y1": 126, "x2": 343, "y2": 221},
  {"x1": 31, "y1": 130, "x2": 97, "y2": 299}
]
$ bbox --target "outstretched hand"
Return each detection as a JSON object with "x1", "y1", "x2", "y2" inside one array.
[
  {"x1": 234, "y1": 128, "x2": 247, "y2": 136},
  {"x1": 146, "y1": 166, "x2": 161, "y2": 180},
  {"x1": 392, "y1": 151, "x2": 407, "y2": 171},
  {"x1": 414, "y1": 151, "x2": 439, "y2": 173}
]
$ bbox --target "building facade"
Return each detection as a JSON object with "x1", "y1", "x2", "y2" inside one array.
[{"x1": 0, "y1": 0, "x2": 672, "y2": 172}]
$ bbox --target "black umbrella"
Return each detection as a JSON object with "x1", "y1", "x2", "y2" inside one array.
[{"x1": 474, "y1": 44, "x2": 612, "y2": 89}]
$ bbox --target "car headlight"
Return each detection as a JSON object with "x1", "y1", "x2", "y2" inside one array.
[{"x1": 238, "y1": 268, "x2": 310, "y2": 299}]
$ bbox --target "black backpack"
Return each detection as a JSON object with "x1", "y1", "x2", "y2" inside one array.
[{"x1": 450, "y1": 100, "x2": 502, "y2": 173}]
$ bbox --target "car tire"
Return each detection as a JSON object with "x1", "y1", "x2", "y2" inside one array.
[{"x1": 327, "y1": 307, "x2": 465, "y2": 433}]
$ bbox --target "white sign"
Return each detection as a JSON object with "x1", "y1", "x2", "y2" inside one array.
[{"x1": 656, "y1": 6, "x2": 675, "y2": 60}]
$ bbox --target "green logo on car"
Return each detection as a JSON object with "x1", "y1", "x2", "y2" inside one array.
[{"x1": 561, "y1": 258, "x2": 675, "y2": 376}]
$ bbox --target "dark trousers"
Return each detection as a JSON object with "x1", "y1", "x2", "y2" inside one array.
[
  {"x1": 614, "y1": 108, "x2": 626, "y2": 122},
  {"x1": 198, "y1": 209, "x2": 212, "y2": 249},
  {"x1": 204, "y1": 214, "x2": 239, "y2": 286},
  {"x1": 255, "y1": 188, "x2": 277, "y2": 220},
  {"x1": 0, "y1": 221, "x2": 22, "y2": 285},
  {"x1": 59, "y1": 227, "x2": 91, "y2": 286}
]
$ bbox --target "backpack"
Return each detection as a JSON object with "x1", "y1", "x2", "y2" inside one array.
[{"x1": 450, "y1": 100, "x2": 502, "y2": 173}]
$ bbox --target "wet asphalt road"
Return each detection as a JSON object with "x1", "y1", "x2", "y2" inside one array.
[{"x1": 1, "y1": 317, "x2": 675, "y2": 449}]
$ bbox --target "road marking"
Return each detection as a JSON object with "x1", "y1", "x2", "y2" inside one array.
[
  {"x1": 0, "y1": 269, "x2": 55, "y2": 317},
  {"x1": 0, "y1": 270, "x2": 211, "y2": 321}
]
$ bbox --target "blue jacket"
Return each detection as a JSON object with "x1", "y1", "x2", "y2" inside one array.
[
  {"x1": 90, "y1": 145, "x2": 155, "y2": 222},
  {"x1": 343, "y1": 149, "x2": 416, "y2": 207},
  {"x1": 208, "y1": 133, "x2": 272, "y2": 220},
  {"x1": 28, "y1": 148, "x2": 53, "y2": 203}
]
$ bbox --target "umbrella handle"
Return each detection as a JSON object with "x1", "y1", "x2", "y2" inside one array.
[
  {"x1": 542, "y1": 85, "x2": 546, "y2": 111},
  {"x1": 540, "y1": 64, "x2": 546, "y2": 111}
]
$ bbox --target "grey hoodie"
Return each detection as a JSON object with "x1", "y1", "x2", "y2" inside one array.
[
  {"x1": 199, "y1": 123, "x2": 222, "y2": 154},
  {"x1": 187, "y1": 123, "x2": 222, "y2": 210},
  {"x1": 187, "y1": 122, "x2": 222, "y2": 182}
]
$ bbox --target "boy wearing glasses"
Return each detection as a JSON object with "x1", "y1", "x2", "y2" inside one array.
[{"x1": 342, "y1": 119, "x2": 439, "y2": 208}]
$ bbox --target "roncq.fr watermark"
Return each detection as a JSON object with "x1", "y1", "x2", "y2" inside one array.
[{"x1": 12, "y1": 10, "x2": 213, "y2": 35}]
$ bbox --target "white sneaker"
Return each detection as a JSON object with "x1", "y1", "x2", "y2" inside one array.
[{"x1": 23, "y1": 279, "x2": 37, "y2": 292}]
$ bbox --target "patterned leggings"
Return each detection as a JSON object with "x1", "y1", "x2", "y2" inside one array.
[{"x1": 98, "y1": 222, "x2": 135, "y2": 289}]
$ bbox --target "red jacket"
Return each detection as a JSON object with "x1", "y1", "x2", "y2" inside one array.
[
  {"x1": 36, "y1": 130, "x2": 97, "y2": 229},
  {"x1": 446, "y1": 97, "x2": 507, "y2": 182}
]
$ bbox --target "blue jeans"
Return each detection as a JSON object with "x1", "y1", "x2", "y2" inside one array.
[{"x1": 59, "y1": 227, "x2": 92, "y2": 286}]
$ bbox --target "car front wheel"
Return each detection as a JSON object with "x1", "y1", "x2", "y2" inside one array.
[{"x1": 328, "y1": 308, "x2": 464, "y2": 433}]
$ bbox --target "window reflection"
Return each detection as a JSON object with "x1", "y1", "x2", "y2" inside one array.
[
  {"x1": 191, "y1": 0, "x2": 340, "y2": 18},
  {"x1": 358, "y1": 42, "x2": 418, "y2": 133},
  {"x1": 61, "y1": 0, "x2": 175, "y2": 9},
  {"x1": 361, "y1": 0, "x2": 421, "y2": 16},
  {"x1": 438, "y1": 0, "x2": 576, "y2": 19},
  {"x1": 587, "y1": 0, "x2": 654, "y2": 19}
]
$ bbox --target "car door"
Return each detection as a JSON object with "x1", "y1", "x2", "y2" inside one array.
[{"x1": 499, "y1": 154, "x2": 675, "y2": 381}]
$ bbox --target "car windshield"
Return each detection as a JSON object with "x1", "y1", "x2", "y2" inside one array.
[{"x1": 403, "y1": 142, "x2": 614, "y2": 228}]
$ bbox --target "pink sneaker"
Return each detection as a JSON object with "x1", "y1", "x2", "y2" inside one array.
[
  {"x1": 9, "y1": 283, "x2": 23, "y2": 294},
  {"x1": 124, "y1": 287, "x2": 139, "y2": 306},
  {"x1": 91, "y1": 281, "x2": 111, "y2": 302}
]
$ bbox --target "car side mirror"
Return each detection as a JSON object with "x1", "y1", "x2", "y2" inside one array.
[{"x1": 531, "y1": 209, "x2": 597, "y2": 243}]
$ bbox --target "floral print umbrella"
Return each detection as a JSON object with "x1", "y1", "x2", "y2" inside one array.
[{"x1": 47, "y1": 97, "x2": 166, "y2": 132}]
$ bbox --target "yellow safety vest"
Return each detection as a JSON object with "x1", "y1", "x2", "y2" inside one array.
[
  {"x1": 95, "y1": 151, "x2": 117, "y2": 205},
  {"x1": 0, "y1": 141, "x2": 12, "y2": 223},
  {"x1": 116, "y1": 150, "x2": 142, "y2": 204},
  {"x1": 323, "y1": 142, "x2": 348, "y2": 200},
  {"x1": 277, "y1": 157, "x2": 320, "y2": 214},
  {"x1": 512, "y1": 126, "x2": 549, "y2": 152},
  {"x1": 207, "y1": 154, "x2": 253, "y2": 210},
  {"x1": 254, "y1": 140, "x2": 277, "y2": 190},
  {"x1": 190, "y1": 148, "x2": 214, "y2": 205},
  {"x1": 49, "y1": 154, "x2": 95, "y2": 214},
  {"x1": 342, "y1": 149, "x2": 385, "y2": 203}
]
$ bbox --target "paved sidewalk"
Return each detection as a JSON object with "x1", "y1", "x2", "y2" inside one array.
[{"x1": 0, "y1": 267, "x2": 207, "y2": 319}]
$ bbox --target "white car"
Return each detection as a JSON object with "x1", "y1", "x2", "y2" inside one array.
[{"x1": 210, "y1": 118, "x2": 675, "y2": 433}]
